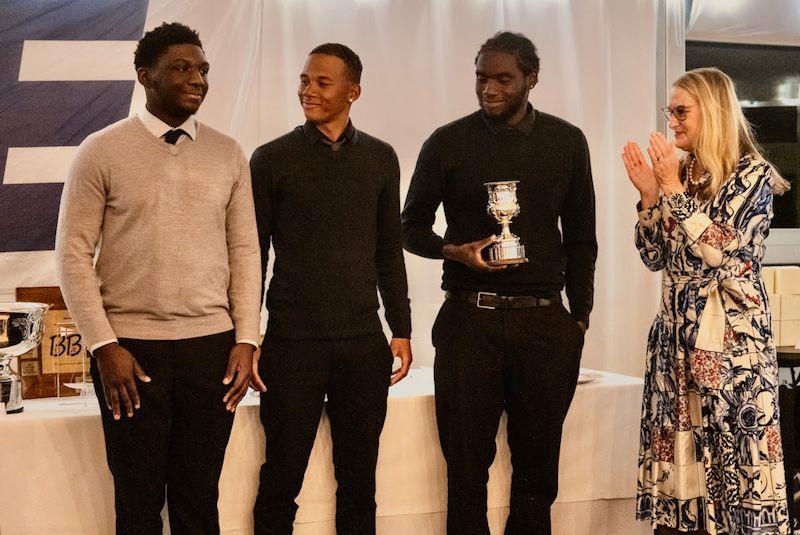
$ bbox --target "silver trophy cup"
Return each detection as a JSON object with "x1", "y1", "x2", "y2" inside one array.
[
  {"x1": 0, "y1": 302, "x2": 49, "y2": 414},
  {"x1": 484, "y1": 181, "x2": 529, "y2": 266}
]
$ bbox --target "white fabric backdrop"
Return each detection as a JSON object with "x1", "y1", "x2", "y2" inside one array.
[
  {"x1": 688, "y1": 0, "x2": 800, "y2": 46},
  {"x1": 0, "y1": 0, "x2": 675, "y2": 377}
]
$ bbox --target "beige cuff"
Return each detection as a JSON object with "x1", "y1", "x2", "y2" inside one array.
[
  {"x1": 637, "y1": 201, "x2": 662, "y2": 228},
  {"x1": 681, "y1": 211, "x2": 713, "y2": 244}
]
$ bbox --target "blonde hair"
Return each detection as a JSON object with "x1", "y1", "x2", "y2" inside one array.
[{"x1": 674, "y1": 67, "x2": 790, "y2": 199}]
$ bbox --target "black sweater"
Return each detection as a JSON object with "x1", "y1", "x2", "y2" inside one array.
[
  {"x1": 250, "y1": 121, "x2": 411, "y2": 339},
  {"x1": 401, "y1": 109, "x2": 597, "y2": 324}
]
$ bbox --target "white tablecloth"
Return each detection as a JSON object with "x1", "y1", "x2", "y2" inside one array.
[{"x1": 0, "y1": 368, "x2": 645, "y2": 534}]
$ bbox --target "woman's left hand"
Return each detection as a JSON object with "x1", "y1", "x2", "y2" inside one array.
[{"x1": 646, "y1": 132, "x2": 684, "y2": 195}]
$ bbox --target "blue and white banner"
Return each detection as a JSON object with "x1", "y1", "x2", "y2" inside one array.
[{"x1": 0, "y1": 0, "x2": 148, "y2": 253}]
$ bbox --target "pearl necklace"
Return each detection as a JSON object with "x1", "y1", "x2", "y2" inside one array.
[{"x1": 686, "y1": 154, "x2": 710, "y2": 188}]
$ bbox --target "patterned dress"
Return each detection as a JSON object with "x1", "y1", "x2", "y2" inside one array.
[{"x1": 635, "y1": 155, "x2": 790, "y2": 534}]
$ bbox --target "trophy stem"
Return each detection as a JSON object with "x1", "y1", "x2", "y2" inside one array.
[{"x1": 500, "y1": 221, "x2": 513, "y2": 240}]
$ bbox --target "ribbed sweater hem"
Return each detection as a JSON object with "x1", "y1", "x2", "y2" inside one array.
[{"x1": 107, "y1": 312, "x2": 234, "y2": 341}]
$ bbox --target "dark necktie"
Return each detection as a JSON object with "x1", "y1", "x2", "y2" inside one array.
[
  {"x1": 321, "y1": 135, "x2": 347, "y2": 152},
  {"x1": 163, "y1": 129, "x2": 187, "y2": 145}
]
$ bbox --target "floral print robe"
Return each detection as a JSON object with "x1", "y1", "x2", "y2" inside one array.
[{"x1": 635, "y1": 155, "x2": 789, "y2": 534}]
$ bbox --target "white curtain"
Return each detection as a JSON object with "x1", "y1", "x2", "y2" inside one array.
[
  {"x1": 688, "y1": 0, "x2": 800, "y2": 46},
  {"x1": 1, "y1": 0, "x2": 673, "y2": 377}
]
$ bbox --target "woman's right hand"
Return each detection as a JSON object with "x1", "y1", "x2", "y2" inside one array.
[{"x1": 622, "y1": 141, "x2": 660, "y2": 209}]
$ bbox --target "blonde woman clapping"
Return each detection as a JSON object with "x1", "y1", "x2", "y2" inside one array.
[{"x1": 623, "y1": 67, "x2": 791, "y2": 535}]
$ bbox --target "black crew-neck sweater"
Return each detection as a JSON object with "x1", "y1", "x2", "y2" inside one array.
[
  {"x1": 401, "y1": 110, "x2": 597, "y2": 324},
  {"x1": 250, "y1": 123, "x2": 411, "y2": 339}
]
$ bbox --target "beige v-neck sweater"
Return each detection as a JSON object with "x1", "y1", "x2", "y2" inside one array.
[{"x1": 56, "y1": 116, "x2": 261, "y2": 349}]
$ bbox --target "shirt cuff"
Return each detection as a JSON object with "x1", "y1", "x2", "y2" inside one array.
[
  {"x1": 236, "y1": 339, "x2": 259, "y2": 349},
  {"x1": 636, "y1": 200, "x2": 662, "y2": 228},
  {"x1": 680, "y1": 212, "x2": 713, "y2": 244},
  {"x1": 90, "y1": 338, "x2": 118, "y2": 355}
]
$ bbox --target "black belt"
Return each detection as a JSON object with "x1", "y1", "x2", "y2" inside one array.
[{"x1": 445, "y1": 290, "x2": 558, "y2": 310}]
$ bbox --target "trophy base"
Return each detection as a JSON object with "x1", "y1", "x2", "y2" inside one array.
[
  {"x1": 0, "y1": 375, "x2": 24, "y2": 414},
  {"x1": 487, "y1": 241, "x2": 528, "y2": 267},
  {"x1": 487, "y1": 257, "x2": 529, "y2": 266}
]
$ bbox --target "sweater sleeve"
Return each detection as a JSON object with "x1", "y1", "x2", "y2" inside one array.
[
  {"x1": 376, "y1": 147, "x2": 412, "y2": 338},
  {"x1": 635, "y1": 199, "x2": 669, "y2": 272},
  {"x1": 560, "y1": 130, "x2": 597, "y2": 326},
  {"x1": 401, "y1": 133, "x2": 447, "y2": 259},
  {"x1": 249, "y1": 145, "x2": 273, "y2": 308},
  {"x1": 225, "y1": 145, "x2": 262, "y2": 344},
  {"x1": 55, "y1": 137, "x2": 118, "y2": 351}
]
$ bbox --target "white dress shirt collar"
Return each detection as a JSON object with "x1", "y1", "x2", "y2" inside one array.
[{"x1": 137, "y1": 106, "x2": 197, "y2": 143}]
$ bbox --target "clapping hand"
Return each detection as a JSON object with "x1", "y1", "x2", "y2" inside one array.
[
  {"x1": 646, "y1": 132, "x2": 683, "y2": 195},
  {"x1": 622, "y1": 141, "x2": 659, "y2": 209},
  {"x1": 622, "y1": 132, "x2": 686, "y2": 208}
]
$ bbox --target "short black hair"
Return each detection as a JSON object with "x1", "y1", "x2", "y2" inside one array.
[
  {"x1": 475, "y1": 32, "x2": 540, "y2": 75},
  {"x1": 309, "y1": 43, "x2": 362, "y2": 83},
  {"x1": 134, "y1": 22, "x2": 203, "y2": 69}
]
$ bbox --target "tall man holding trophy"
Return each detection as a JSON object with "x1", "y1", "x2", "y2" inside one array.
[
  {"x1": 402, "y1": 32, "x2": 597, "y2": 534},
  {"x1": 249, "y1": 43, "x2": 412, "y2": 534}
]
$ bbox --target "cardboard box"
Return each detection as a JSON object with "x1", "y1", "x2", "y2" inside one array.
[
  {"x1": 769, "y1": 294, "x2": 782, "y2": 320},
  {"x1": 780, "y1": 320, "x2": 800, "y2": 347},
  {"x1": 781, "y1": 294, "x2": 800, "y2": 321},
  {"x1": 774, "y1": 266, "x2": 800, "y2": 294},
  {"x1": 762, "y1": 267, "x2": 776, "y2": 294}
]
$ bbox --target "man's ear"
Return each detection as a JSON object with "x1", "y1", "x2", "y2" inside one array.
[
  {"x1": 527, "y1": 71, "x2": 538, "y2": 90},
  {"x1": 137, "y1": 67, "x2": 152, "y2": 88},
  {"x1": 348, "y1": 84, "x2": 362, "y2": 104}
]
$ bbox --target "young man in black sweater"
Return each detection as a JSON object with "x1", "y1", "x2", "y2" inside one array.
[
  {"x1": 402, "y1": 32, "x2": 597, "y2": 534},
  {"x1": 249, "y1": 43, "x2": 412, "y2": 535}
]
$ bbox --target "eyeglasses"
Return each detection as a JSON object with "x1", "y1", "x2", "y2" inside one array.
[{"x1": 661, "y1": 105, "x2": 692, "y2": 122}]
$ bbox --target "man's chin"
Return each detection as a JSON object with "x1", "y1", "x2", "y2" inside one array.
[
  {"x1": 302, "y1": 111, "x2": 327, "y2": 123},
  {"x1": 176, "y1": 101, "x2": 202, "y2": 115},
  {"x1": 481, "y1": 106, "x2": 509, "y2": 120}
]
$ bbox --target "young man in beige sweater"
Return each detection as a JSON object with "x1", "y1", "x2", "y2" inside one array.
[{"x1": 55, "y1": 23, "x2": 261, "y2": 534}]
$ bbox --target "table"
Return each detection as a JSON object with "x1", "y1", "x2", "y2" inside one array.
[{"x1": 0, "y1": 368, "x2": 646, "y2": 535}]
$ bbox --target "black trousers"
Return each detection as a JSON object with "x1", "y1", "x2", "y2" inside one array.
[
  {"x1": 432, "y1": 299, "x2": 585, "y2": 535},
  {"x1": 90, "y1": 330, "x2": 236, "y2": 535},
  {"x1": 253, "y1": 333, "x2": 393, "y2": 535}
]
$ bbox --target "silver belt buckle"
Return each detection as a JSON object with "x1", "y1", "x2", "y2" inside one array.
[{"x1": 476, "y1": 291, "x2": 498, "y2": 309}]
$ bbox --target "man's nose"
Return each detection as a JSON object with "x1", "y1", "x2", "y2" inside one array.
[{"x1": 188, "y1": 67, "x2": 204, "y2": 86}]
